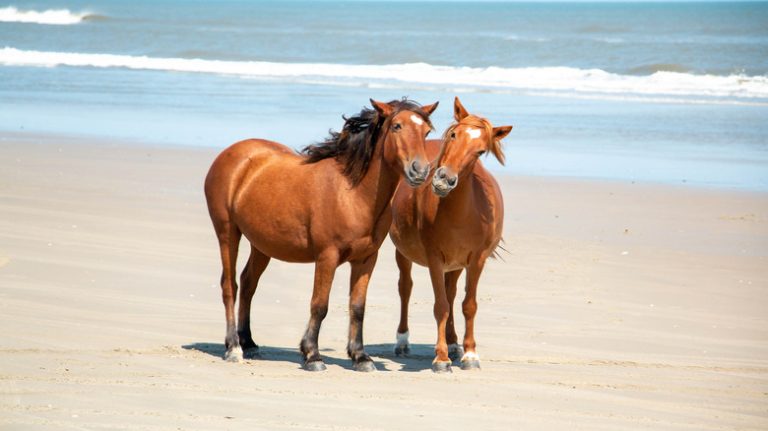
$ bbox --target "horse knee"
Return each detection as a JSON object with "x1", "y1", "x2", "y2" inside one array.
[
  {"x1": 433, "y1": 301, "x2": 449, "y2": 321},
  {"x1": 462, "y1": 296, "x2": 477, "y2": 316},
  {"x1": 221, "y1": 277, "x2": 237, "y2": 303}
]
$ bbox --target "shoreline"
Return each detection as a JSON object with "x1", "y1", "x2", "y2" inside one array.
[
  {"x1": 1, "y1": 132, "x2": 766, "y2": 430},
  {"x1": 4, "y1": 129, "x2": 767, "y2": 194}
]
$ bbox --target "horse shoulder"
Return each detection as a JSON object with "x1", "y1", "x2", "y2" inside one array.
[{"x1": 297, "y1": 159, "x2": 385, "y2": 258}]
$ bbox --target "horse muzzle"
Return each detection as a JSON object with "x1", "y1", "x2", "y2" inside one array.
[
  {"x1": 431, "y1": 166, "x2": 457, "y2": 197},
  {"x1": 404, "y1": 159, "x2": 430, "y2": 187}
]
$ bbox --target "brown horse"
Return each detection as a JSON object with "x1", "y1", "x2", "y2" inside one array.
[
  {"x1": 204, "y1": 98, "x2": 438, "y2": 371},
  {"x1": 389, "y1": 97, "x2": 512, "y2": 373}
]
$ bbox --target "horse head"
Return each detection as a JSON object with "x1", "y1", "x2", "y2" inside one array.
[
  {"x1": 371, "y1": 98, "x2": 438, "y2": 187},
  {"x1": 432, "y1": 97, "x2": 512, "y2": 197}
]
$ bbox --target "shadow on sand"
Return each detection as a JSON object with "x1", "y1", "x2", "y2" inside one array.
[
  {"x1": 182, "y1": 342, "x2": 439, "y2": 372},
  {"x1": 364, "y1": 342, "x2": 438, "y2": 372}
]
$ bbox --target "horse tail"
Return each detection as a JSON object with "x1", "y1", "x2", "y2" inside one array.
[{"x1": 490, "y1": 237, "x2": 509, "y2": 262}]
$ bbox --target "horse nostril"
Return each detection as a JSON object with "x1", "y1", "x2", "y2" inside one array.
[
  {"x1": 410, "y1": 160, "x2": 420, "y2": 173},
  {"x1": 447, "y1": 176, "x2": 457, "y2": 187},
  {"x1": 436, "y1": 167, "x2": 446, "y2": 180}
]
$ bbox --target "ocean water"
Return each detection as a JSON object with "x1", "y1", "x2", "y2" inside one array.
[{"x1": 1, "y1": 1, "x2": 767, "y2": 189}]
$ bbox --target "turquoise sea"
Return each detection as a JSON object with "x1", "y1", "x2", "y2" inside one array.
[{"x1": 1, "y1": 1, "x2": 767, "y2": 189}]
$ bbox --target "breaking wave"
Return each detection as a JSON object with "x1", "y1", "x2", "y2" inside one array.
[
  {"x1": 0, "y1": 7, "x2": 101, "y2": 25},
  {"x1": 1, "y1": 47, "x2": 766, "y2": 100}
]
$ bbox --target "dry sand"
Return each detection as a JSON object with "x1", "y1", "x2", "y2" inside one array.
[{"x1": 1, "y1": 132, "x2": 766, "y2": 430}]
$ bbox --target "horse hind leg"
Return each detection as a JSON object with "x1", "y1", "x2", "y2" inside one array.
[
  {"x1": 445, "y1": 269, "x2": 464, "y2": 362},
  {"x1": 427, "y1": 258, "x2": 452, "y2": 373},
  {"x1": 216, "y1": 223, "x2": 242, "y2": 363},
  {"x1": 460, "y1": 261, "x2": 485, "y2": 371},
  {"x1": 347, "y1": 252, "x2": 378, "y2": 372},
  {"x1": 299, "y1": 250, "x2": 338, "y2": 371},
  {"x1": 237, "y1": 246, "x2": 271, "y2": 359},
  {"x1": 394, "y1": 250, "x2": 413, "y2": 357}
]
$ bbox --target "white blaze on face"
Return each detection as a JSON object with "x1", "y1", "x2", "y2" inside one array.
[
  {"x1": 410, "y1": 114, "x2": 424, "y2": 126},
  {"x1": 466, "y1": 127, "x2": 482, "y2": 140}
]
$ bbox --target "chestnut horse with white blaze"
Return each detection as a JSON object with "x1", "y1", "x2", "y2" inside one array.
[
  {"x1": 389, "y1": 97, "x2": 512, "y2": 373},
  {"x1": 205, "y1": 99, "x2": 438, "y2": 372}
]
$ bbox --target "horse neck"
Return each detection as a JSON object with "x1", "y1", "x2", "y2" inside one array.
[{"x1": 351, "y1": 135, "x2": 400, "y2": 223}]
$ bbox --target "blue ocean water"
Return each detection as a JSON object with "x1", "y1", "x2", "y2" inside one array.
[{"x1": 1, "y1": 1, "x2": 767, "y2": 189}]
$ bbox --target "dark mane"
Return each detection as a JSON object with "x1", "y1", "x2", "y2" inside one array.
[{"x1": 300, "y1": 98, "x2": 433, "y2": 186}]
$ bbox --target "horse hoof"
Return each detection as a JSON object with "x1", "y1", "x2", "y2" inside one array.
[
  {"x1": 395, "y1": 331, "x2": 410, "y2": 357},
  {"x1": 224, "y1": 346, "x2": 243, "y2": 363},
  {"x1": 354, "y1": 360, "x2": 376, "y2": 372},
  {"x1": 460, "y1": 359, "x2": 481, "y2": 370},
  {"x1": 448, "y1": 344, "x2": 464, "y2": 362},
  {"x1": 432, "y1": 361, "x2": 452, "y2": 373},
  {"x1": 243, "y1": 346, "x2": 260, "y2": 359},
  {"x1": 303, "y1": 360, "x2": 327, "y2": 372}
]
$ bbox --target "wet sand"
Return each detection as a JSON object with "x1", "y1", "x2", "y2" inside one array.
[{"x1": 1, "y1": 133, "x2": 766, "y2": 430}]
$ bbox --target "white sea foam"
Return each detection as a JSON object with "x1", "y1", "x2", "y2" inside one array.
[
  {"x1": 0, "y1": 7, "x2": 93, "y2": 25},
  {"x1": 1, "y1": 47, "x2": 767, "y2": 100}
]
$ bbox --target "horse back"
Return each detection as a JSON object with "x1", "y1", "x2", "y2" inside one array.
[{"x1": 205, "y1": 139, "x2": 296, "y2": 213}]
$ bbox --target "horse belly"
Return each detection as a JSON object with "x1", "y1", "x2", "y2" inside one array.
[
  {"x1": 394, "y1": 239, "x2": 430, "y2": 268},
  {"x1": 430, "y1": 212, "x2": 499, "y2": 270},
  {"x1": 438, "y1": 247, "x2": 474, "y2": 272},
  {"x1": 391, "y1": 230, "x2": 471, "y2": 271},
  {"x1": 388, "y1": 210, "x2": 427, "y2": 266},
  {"x1": 235, "y1": 206, "x2": 314, "y2": 262},
  {"x1": 241, "y1": 228, "x2": 314, "y2": 263}
]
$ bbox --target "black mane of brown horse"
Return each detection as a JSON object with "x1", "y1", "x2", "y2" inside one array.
[{"x1": 301, "y1": 98, "x2": 434, "y2": 185}]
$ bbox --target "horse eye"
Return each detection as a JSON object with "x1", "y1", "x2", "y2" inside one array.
[
  {"x1": 425, "y1": 130, "x2": 431, "y2": 137},
  {"x1": 393, "y1": 123, "x2": 402, "y2": 131},
  {"x1": 477, "y1": 150, "x2": 486, "y2": 156},
  {"x1": 450, "y1": 132, "x2": 456, "y2": 139}
]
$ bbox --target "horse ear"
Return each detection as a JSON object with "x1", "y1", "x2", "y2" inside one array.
[
  {"x1": 454, "y1": 96, "x2": 469, "y2": 121},
  {"x1": 493, "y1": 125, "x2": 513, "y2": 141},
  {"x1": 421, "y1": 101, "x2": 439, "y2": 116},
  {"x1": 490, "y1": 125, "x2": 512, "y2": 166},
  {"x1": 370, "y1": 99, "x2": 393, "y2": 117}
]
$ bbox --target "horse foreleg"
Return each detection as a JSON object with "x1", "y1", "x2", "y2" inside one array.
[
  {"x1": 445, "y1": 269, "x2": 464, "y2": 362},
  {"x1": 299, "y1": 251, "x2": 338, "y2": 371},
  {"x1": 461, "y1": 260, "x2": 485, "y2": 370},
  {"x1": 217, "y1": 225, "x2": 242, "y2": 362},
  {"x1": 394, "y1": 250, "x2": 413, "y2": 356},
  {"x1": 347, "y1": 252, "x2": 378, "y2": 372},
  {"x1": 427, "y1": 258, "x2": 451, "y2": 373},
  {"x1": 237, "y1": 246, "x2": 270, "y2": 359}
]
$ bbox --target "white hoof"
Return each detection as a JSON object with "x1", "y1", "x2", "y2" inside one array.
[
  {"x1": 460, "y1": 351, "x2": 481, "y2": 370},
  {"x1": 460, "y1": 351, "x2": 480, "y2": 362},
  {"x1": 224, "y1": 346, "x2": 243, "y2": 363},
  {"x1": 394, "y1": 331, "x2": 410, "y2": 356}
]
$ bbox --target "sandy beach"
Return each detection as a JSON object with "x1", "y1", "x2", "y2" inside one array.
[{"x1": 1, "y1": 132, "x2": 766, "y2": 430}]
